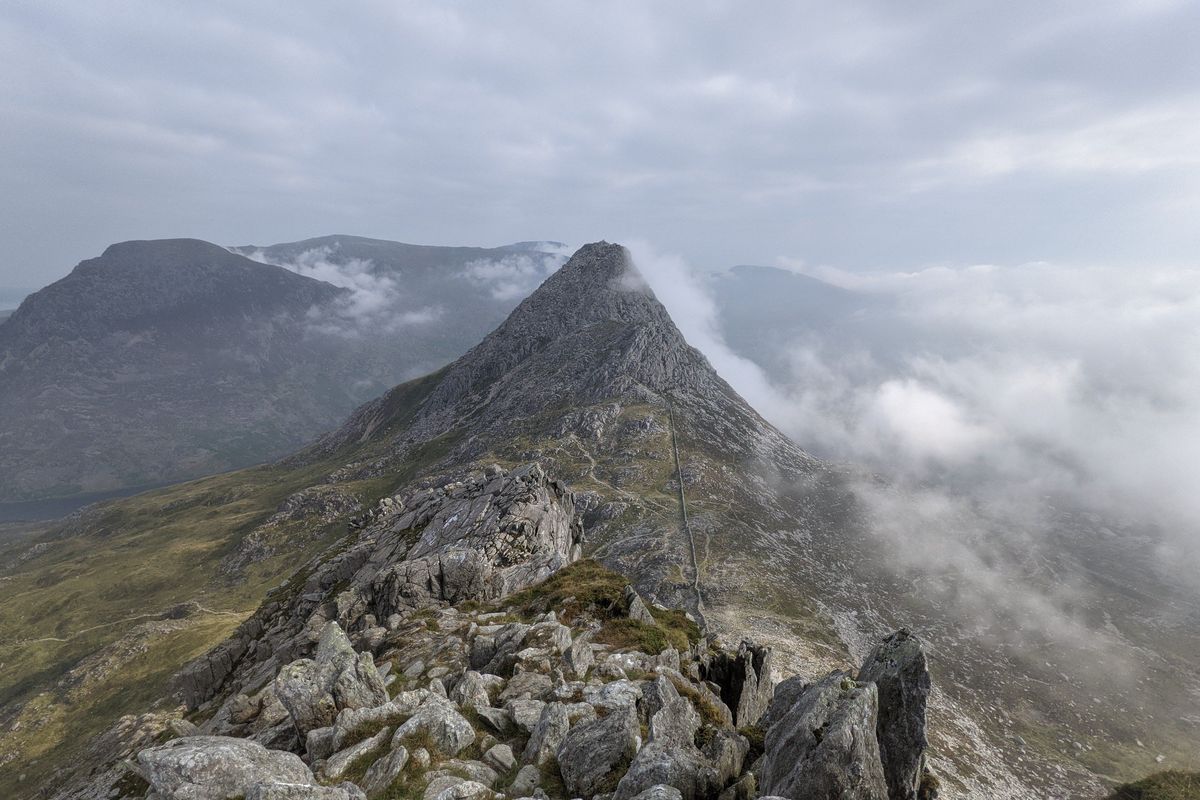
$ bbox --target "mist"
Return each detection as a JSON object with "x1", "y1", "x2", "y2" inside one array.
[
  {"x1": 241, "y1": 245, "x2": 443, "y2": 337},
  {"x1": 628, "y1": 243, "x2": 1200, "y2": 669},
  {"x1": 463, "y1": 248, "x2": 572, "y2": 301}
]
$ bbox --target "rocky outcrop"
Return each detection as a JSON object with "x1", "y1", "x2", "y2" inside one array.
[
  {"x1": 274, "y1": 622, "x2": 389, "y2": 735},
  {"x1": 135, "y1": 736, "x2": 323, "y2": 799},
  {"x1": 176, "y1": 463, "x2": 583, "y2": 709},
  {"x1": 857, "y1": 629, "x2": 931, "y2": 800},
  {"x1": 558, "y1": 703, "x2": 640, "y2": 795},
  {"x1": 83, "y1": 449, "x2": 936, "y2": 800},
  {"x1": 700, "y1": 639, "x2": 774, "y2": 727},
  {"x1": 758, "y1": 673, "x2": 888, "y2": 800}
]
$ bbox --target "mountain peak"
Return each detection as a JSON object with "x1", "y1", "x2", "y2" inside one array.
[
  {"x1": 97, "y1": 237, "x2": 236, "y2": 266},
  {"x1": 1, "y1": 238, "x2": 343, "y2": 349},
  {"x1": 316, "y1": 241, "x2": 808, "y2": 475}
]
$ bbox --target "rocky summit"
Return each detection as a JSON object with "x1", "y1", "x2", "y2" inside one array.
[{"x1": 73, "y1": 458, "x2": 935, "y2": 800}]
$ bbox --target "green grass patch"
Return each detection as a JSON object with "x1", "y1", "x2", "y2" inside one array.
[
  {"x1": 595, "y1": 617, "x2": 683, "y2": 655},
  {"x1": 1107, "y1": 771, "x2": 1200, "y2": 800},
  {"x1": 505, "y1": 558, "x2": 694, "y2": 655},
  {"x1": 668, "y1": 674, "x2": 729, "y2": 729},
  {"x1": 506, "y1": 558, "x2": 628, "y2": 624},
  {"x1": 739, "y1": 724, "x2": 766, "y2": 764}
]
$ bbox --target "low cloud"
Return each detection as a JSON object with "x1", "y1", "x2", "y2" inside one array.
[
  {"x1": 462, "y1": 248, "x2": 571, "y2": 300},
  {"x1": 242, "y1": 245, "x2": 442, "y2": 337},
  {"x1": 772, "y1": 259, "x2": 1200, "y2": 563},
  {"x1": 629, "y1": 244, "x2": 1200, "y2": 663}
]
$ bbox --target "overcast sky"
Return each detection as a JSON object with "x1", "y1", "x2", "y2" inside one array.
[{"x1": 2, "y1": 1, "x2": 1199, "y2": 286}]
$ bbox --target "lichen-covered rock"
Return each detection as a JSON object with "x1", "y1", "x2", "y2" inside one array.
[
  {"x1": 362, "y1": 746, "x2": 409, "y2": 797},
  {"x1": 391, "y1": 696, "x2": 476, "y2": 755},
  {"x1": 306, "y1": 726, "x2": 337, "y2": 761},
  {"x1": 583, "y1": 678, "x2": 643, "y2": 711},
  {"x1": 571, "y1": 670, "x2": 715, "y2": 800},
  {"x1": 758, "y1": 672, "x2": 888, "y2": 800},
  {"x1": 137, "y1": 735, "x2": 314, "y2": 799},
  {"x1": 557, "y1": 703, "x2": 640, "y2": 796},
  {"x1": 498, "y1": 670, "x2": 553, "y2": 702},
  {"x1": 274, "y1": 623, "x2": 388, "y2": 736},
  {"x1": 504, "y1": 696, "x2": 546, "y2": 734},
  {"x1": 483, "y1": 742, "x2": 517, "y2": 772},
  {"x1": 333, "y1": 652, "x2": 390, "y2": 709},
  {"x1": 430, "y1": 780, "x2": 500, "y2": 800},
  {"x1": 612, "y1": 740, "x2": 719, "y2": 800},
  {"x1": 508, "y1": 763, "x2": 542, "y2": 796},
  {"x1": 646, "y1": 676, "x2": 700, "y2": 745},
  {"x1": 323, "y1": 725, "x2": 391, "y2": 781},
  {"x1": 450, "y1": 670, "x2": 503, "y2": 709},
  {"x1": 274, "y1": 659, "x2": 340, "y2": 735},
  {"x1": 564, "y1": 630, "x2": 594, "y2": 678},
  {"x1": 702, "y1": 728, "x2": 750, "y2": 788},
  {"x1": 522, "y1": 702, "x2": 570, "y2": 766},
  {"x1": 624, "y1": 585, "x2": 656, "y2": 624},
  {"x1": 246, "y1": 783, "x2": 366, "y2": 800},
  {"x1": 857, "y1": 629, "x2": 931, "y2": 800},
  {"x1": 629, "y1": 785, "x2": 684, "y2": 800},
  {"x1": 759, "y1": 675, "x2": 808, "y2": 733}
]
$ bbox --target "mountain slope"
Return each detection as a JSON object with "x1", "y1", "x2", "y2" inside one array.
[
  {"x1": 232, "y1": 235, "x2": 567, "y2": 382},
  {"x1": 0, "y1": 237, "x2": 563, "y2": 505},
  {"x1": 1, "y1": 243, "x2": 1195, "y2": 799}
]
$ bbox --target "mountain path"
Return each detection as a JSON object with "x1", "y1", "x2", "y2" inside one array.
[
  {"x1": 3, "y1": 602, "x2": 247, "y2": 648},
  {"x1": 667, "y1": 398, "x2": 706, "y2": 627}
]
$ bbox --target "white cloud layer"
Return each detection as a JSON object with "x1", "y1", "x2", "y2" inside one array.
[
  {"x1": 243, "y1": 245, "x2": 441, "y2": 337},
  {"x1": 630, "y1": 245, "x2": 1200, "y2": 653},
  {"x1": 462, "y1": 248, "x2": 571, "y2": 301}
]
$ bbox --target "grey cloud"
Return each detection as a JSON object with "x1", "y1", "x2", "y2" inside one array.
[{"x1": 4, "y1": 2, "x2": 1200, "y2": 283}]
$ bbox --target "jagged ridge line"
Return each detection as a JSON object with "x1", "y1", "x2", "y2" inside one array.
[{"x1": 667, "y1": 396, "x2": 706, "y2": 630}]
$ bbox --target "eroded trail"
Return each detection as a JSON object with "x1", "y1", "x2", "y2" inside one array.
[
  {"x1": 4, "y1": 602, "x2": 246, "y2": 648},
  {"x1": 667, "y1": 399, "x2": 706, "y2": 627}
]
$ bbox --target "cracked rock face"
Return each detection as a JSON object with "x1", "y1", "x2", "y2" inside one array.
[
  {"x1": 136, "y1": 735, "x2": 315, "y2": 799},
  {"x1": 857, "y1": 629, "x2": 931, "y2": 800},
  {"x1": 91, "y1": 448, "x2": 935, "y2": 800},
  {"x1": 759, "y1": 672, "x2": 889, "y2": 800},
  {"x1": 176, "y1": 463, "x2": 583, "y2": 710}
]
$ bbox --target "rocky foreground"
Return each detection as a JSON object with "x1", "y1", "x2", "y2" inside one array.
[{"x1": 68, "y1": 462, "x2": 935, "y2": 800}]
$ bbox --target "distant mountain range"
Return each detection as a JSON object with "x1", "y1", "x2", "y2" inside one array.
[
  {"x1": 0, "y1": 236, "x2": 866, "y2": 508},
  {"x1": 0, "y1": 236, "x2": 565, "y2": 504}
]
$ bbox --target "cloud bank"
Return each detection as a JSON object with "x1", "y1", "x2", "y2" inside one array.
[
  {"x1": 462, "y1": 248, "x2": 571, "y2": 301},
  {"x1": 630, "y1": 244, "x2": 1200, "y2": 660},
  {"x1": 242, "y1": 245, "x2": 442, "y2": 337}
]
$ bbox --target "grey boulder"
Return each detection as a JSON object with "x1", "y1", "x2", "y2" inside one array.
[
  {"x1": 274, "y1": 623, "x2": 388, "y2": 736},
  {"x1": 522, "y1": 702, "x2": 570, "y2": 766},
  {"x1": 137, "y1": 735, "x2": 314, "y2": 799},
  {"x1": 392, "y1": 696, "x2": 476, "y2": 755},
  {"x1": 857, "y1": 629, "x2": 931, "y2": 800},
  {"x1": 758, "y1": 672, "x2": 888, "y2": 800},
  {"x1": 557, "y1": 703, "x2": 640, "y2": 796}
]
